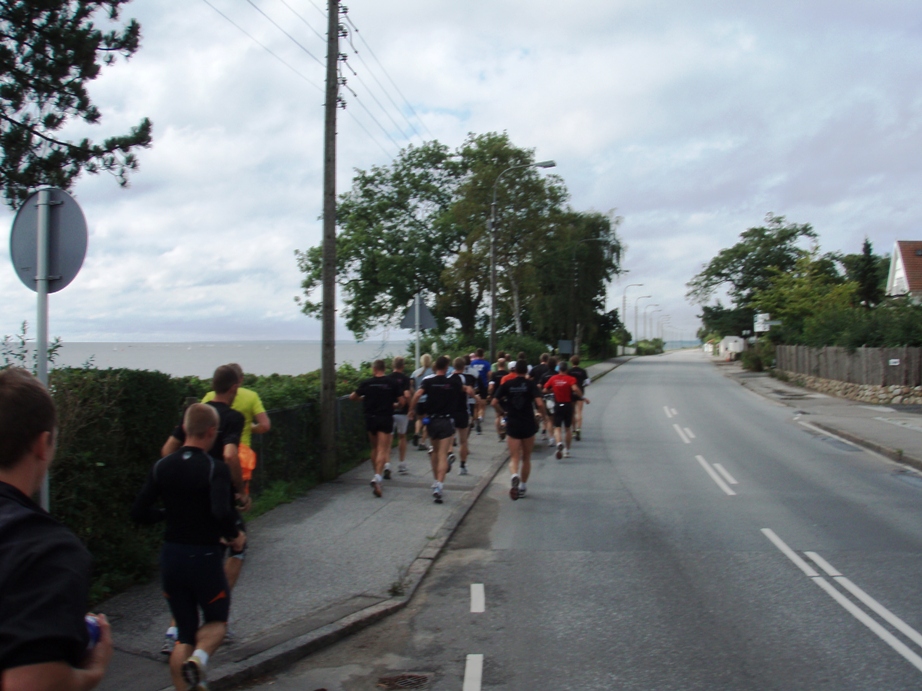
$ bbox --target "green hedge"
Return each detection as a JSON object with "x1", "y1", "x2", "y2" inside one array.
[{"x1": 44, "y1": 364, "x2": 371, "y2": 604}]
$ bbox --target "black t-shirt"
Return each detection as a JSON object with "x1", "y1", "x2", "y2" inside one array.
[
  {"x1": 448, "y1": 371, "x2": 477, "y2": 414},
  {"x1": 569, "y1": 366, "x2": 589, "y2": 392},
  {"x1": 356, "y1": 375, "x2": 403, "y2": 418},
  {"x1": 131, "y1": 446, "x2": 239, "y2": 546},
  {"x1": 172, "y1": 400, "x2": 244, "y2": 461},
  {"x1": 495, "y1": 376, "x2": 541, "y2": 425},
  {"x1": 420, "y1": 374, "x2": 463, "y2": 417},
  {"x1": 488, "y1": 370, "x2": 507, "y2": 395},
  {"x1": 0, "y1": 481, "x2": 91, "y2": 672},
  {"x1": 529, "y1": 363, "x2": 549, "y2": 383},
  {"x1": 388, "y1": 371, "x2": 412, "y2": 415}
]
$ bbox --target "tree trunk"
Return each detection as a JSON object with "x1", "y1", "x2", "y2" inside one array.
[{"x1": 511, "y1": 275, "x2": 523, "y2": 335}]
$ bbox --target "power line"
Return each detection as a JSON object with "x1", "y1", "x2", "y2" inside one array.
[
  {"x1": 274, "y1": 0, "x2": 325, "y2": 42},
  {"x1": 348, "y1": 46, "x2": 424, "y2": 142},
  {"x1": 245, "y1": 0, "x2": 324, "y2": 67},
  {"x1": 343, "y1": 12, "x2": 435, "y2": 140},
  {"x1": 344, "y1": 108, "x2": 396, "y2": 159},
  {"x1": 202, "y1": 0, "x2": 323, "y2": 92},
  {"x1": 350, "y1": 69, "x2": 411, "y2": 141},
  {"x1": 340, "y1": 75, "x2": 403, "y2": 151}
]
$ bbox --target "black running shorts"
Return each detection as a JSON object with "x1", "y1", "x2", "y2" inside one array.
[
  {"x1": 161, "y1": 542, "x2": 230, "y2": 645},
  {"x1": 506, "y1": 418, "x2": 538, "y2": 440},
  {"x1": 365, "y1": 414, "x2": 395, "y2": 435},
  {"x1": 553, "y1": 402, "x2": 574, "y2": 428},
  {"x1": 428, "y1": 417, "x2": 455, "y2": 440},
  {"x1": 452, "y1": 410, "x2": 470, "y2": 430}
]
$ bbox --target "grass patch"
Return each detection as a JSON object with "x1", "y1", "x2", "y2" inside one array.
[{"x1": 248, "y1": 476, "x2": 319, "y2": 519}]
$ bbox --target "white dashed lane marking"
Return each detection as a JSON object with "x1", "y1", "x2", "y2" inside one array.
[
  {"x1": 463, "y1": 654, "x2": 484, "y2": 691},
  {"x1": 471, "y1": 584, "x2": 485, "y2": 613}
]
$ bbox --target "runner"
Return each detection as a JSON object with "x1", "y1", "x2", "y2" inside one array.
[
  {"x1": 410, "y1": 354, "x2": 434, "y2": 450},
  {"x1": 528, "y1": 353, "x2": 552, "y2": 442},
  {"x1": 388, "y1": 357, "x2": 413, "y2": 475},
  {"x1": 493, "y1": 360, "x2": 545, "y2": 500},
  {"x1": 539, "y1": 356, "x2": 558, "y2": 445},
  {"x1": 350, "y1": 359, "x2": 405, "y2": 497},
  {"x1": 469, "y1": 348, "x2": 491, "y2": 434},
  {"x1": 409, "y1": 356, "x2": 463, "y2": 503},
  {"x1": 568, "y1": 355, "x2": 591, "y2": 441},
  {"x1": 132, "y1": 403, "x2": 245, "y2": 691},
  {"x1": 449, "y1": 357, "x2": 478, "y2": 476},
  {"x1": 160, "y1": 366, "x2": 247, "y2": 656},
  {"x1": 487, "y1": 358, "x2": 510, "y2": 441},
  {"x1": 544, "y1": 361, "x2": 590, "y2": 459}
]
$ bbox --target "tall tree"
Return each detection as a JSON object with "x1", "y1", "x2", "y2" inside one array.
[
  {"x1": 0, "y1": 1, "x2": 152, "y2": 207},
  {"x1": 686, "y1": 214, "x2": 816, "y2": 307},
  {"x1": 839, "y1": 238, "x2": 887, "y2": 309}
]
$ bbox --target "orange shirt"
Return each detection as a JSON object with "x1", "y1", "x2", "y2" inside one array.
[{"x1": 545, "y1": 373, "x2": 577, "y2": 403}]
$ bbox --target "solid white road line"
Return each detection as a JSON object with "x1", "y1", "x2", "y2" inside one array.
[
  {"x1": 712, "y1": 463, "x2": 739, "y2": 485},
  {"x1": 812, "y1": 577, "x2": 922, "y2": 673},
  {"x1": 695, "y1": 455, "x2": 736, "y2": 495},
  {"x1": 673, "y1": 424, "x2": 691, "y2": 444},
  {"x1": 671, "y1": 408, "x2": 678, "y2": 416},
  {"x1": 664, "y1": 405, "x2": 673, "y2": 419},
  {"x1": 471, "y1": 583, "x2": 485, "y2": 613},
  {"x1": 463, "y1": 654, "x2": 484, "y2": 691},
  {"x1": 761, "y1": 529, "x2": 819, "y2": 577},
  {"x1": 684, "y1": 427, "x2": 696, "y2": 439},
  {"x1": 806, "y1": 553, "x2": 922, "y2": 650}
]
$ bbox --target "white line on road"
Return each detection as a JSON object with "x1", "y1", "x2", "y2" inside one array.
[
  {"x1": 761, "y1": 529, "x2": 818, "y2": 577},
  {"x1": 805, "y1": 553, "x2": 922, "y2": 650},
  {"x1": 664, "y1": 406, "x2": 673, "y2": 419},
  {"x1": 673, "y1": 424, "x2": 690, "y2": 444},
  {"x1": 811, "y1": 577, "x2": 922, "y2": 673},
  {"x1": 463, "y1": 654, "x2": 484, "y2": 691},
  {"x1": 671, "y1": 408, "x2": 677, "y2": 416},
  {"x1": 684, "y1": 427, "x2": 696, "y2": 439},
  {"x1": 471, "y1": 583, "x2": 485, "y2": 613},
  {"x1": 712, "y1": 463, "x2": 738, "y2": 485},
  {"x1": 695, "y1": 455, "x2": 736, "y2": 495}
]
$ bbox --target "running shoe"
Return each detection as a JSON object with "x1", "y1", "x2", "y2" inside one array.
[
  {"x1": 459, "y1": 464, "x2": 469, "y2": 476},
  {"x1": 383, "y1": 466, "x2": 392, "y2": 480},
  {"x1": 398, "y1": 462, "x2": 408, "y2": 475},
  {"x1": 412, "y1": 433, "x2": 419, "y2": 447},
  {"x1": 518, "y1": 484, "x2": 527, "y2": 498},
  {"x1": 547, "y1": 437, "x2": 555, "y2": 447},
  {"x1": 160, "y1": 636, "x2": 175, "y2": 658},
  {"x1": 182, "y1": 655, "x2": 208, "y2": 690},
  {"x1": 575, "y1": 428, "x2": 581, "y2": 441},
  {"x1": 432, "y1": 483, "x2": 443, "y2": 503},
  {"x1": 563, "y1": 448, "x2": 570, "y2": 458},
  {"x1": 447, "y1": 452, "x2": 456, "y2": 473},
  {"x1": 476, "y1": 419, "x2": 482, "y2": 434},
  {"x1": 371, "y1": 479, "x2": 383, "y2": 497},
  {"x1": 510, "y1": 475, "x2": 520, "y2": 501},
  {"x1": 556, "y1": 442, "x2": 563, "y2": 460}
]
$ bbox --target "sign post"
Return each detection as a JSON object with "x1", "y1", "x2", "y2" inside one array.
[
  {"x1": 400, "y1": 294, "x2": 437, "y2": 367},
  {"x1": 10, "y1": 187, "x2": 88, "y2": 510}
]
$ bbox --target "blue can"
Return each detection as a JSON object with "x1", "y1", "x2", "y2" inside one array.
[{"x1": 85, "y1": 615, "x2": 100, "y2": 649}]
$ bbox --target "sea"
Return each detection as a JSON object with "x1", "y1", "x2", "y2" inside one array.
[{"x1": 47, "y1": 340, "x2": 412, "y2": 378}]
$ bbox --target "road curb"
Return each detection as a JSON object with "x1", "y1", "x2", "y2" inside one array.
[
  {"x1": 202, "y1": 444, "x2": 511, "y2": 690},
  {"x1": 807, "y1": 421, "x2": 922, "y2": 472}
]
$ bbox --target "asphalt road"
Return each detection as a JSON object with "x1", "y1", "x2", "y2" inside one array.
[{"x1": 242, "y1": 351, "x2": 922, "y2": 690}]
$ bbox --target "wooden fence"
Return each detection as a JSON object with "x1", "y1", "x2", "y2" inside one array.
[{"x1": 775, "y1": 345, "x2": 922, "y2": 387}]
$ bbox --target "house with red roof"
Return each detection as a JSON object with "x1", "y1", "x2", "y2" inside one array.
[{"x1": 886, "y1": 241, "x2": 922, "y2": 302}]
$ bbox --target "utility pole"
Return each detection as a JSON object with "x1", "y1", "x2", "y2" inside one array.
[{"x1": 320, "y1": 0, "x2": 339, "y2": 481}]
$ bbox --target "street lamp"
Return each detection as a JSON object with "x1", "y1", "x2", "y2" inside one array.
[
  {"x1": 658, "y1": 315, "x2": 670, "y2": 342},
  {"x1": 634, "y1": 295, "x2": 651, "y2": 345},
  {"x1": 489, "y1": 159, "x2": 556, "y2": 361},
  {"x1": 643, "y1": 304, "x2": 660, "y2": 341}
]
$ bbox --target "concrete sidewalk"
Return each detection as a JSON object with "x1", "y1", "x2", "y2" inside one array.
[
  {"x1": 716, "y1": 359, "x2": 922, "y2": 469},
  {"x1": 99, "y1": 357, "x2": 628, "y2": 691}
]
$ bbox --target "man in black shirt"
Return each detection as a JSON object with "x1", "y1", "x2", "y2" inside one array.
[
  {"x1": 0, "y1": 368, "x2": 113, "y2": 691},
  {"x1": 448, "y1": 357, "x2": 478, "y2": 476},
  {"x1": 351, "y1": 359, "x2": 405, "y2": 497},
  {"x1": 569, "y1": 355, "x2": 591, "y2": 441},
  {"x1": 410, "y1": 356, "x2": 463, "y2": 503},
  {"x1": 133, "y1": 403, "x2": 245, "y2": 691},
  {"x1": 528, "y1": 353, "x2": 552, "y2": 443},
  {"x1": 487, "y1": 358, "x2": 509, "y2": 440},
  {"x1": 493, "y1": 361, "x2": 545, "y2": 500},
  {"x1": 388, "y1": 357, "x2": 413, "y2": 476}
]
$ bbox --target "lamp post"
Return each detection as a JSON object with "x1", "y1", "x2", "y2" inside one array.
[
  {"x1": 643, "y1": 304, "x2": 660, "y2": 341},
  {"x1": 621, "y1": 283, "x2": 642, "y2": 342},
  {"x1": 489, "y1": 159, "x2": 555, "y2": 361},
  {"x1": 634, "y1": 295, "x2": 651, "y2": 345},
  {"x1": 658, "y1": 315, "x2": 670, "y2": 343}
]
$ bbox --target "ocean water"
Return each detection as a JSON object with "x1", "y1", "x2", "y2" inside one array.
[{"x1": 49, "y1": 340, "x2": 411, "y2": 378}]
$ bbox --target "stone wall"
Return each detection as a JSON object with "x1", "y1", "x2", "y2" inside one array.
[{"x1": 778, "y1": 370, "x2": 922, "y2": 406}]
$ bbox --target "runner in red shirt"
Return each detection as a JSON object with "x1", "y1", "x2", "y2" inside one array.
[{"x1": 544, "y1": 361, "x2": 589, "y2": 459}]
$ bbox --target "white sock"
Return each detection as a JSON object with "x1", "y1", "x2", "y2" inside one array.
[
  {"x1": 384, "y1": 462, "x2": 391, "y2": 470},
  {"x1": 192, "y1": 649, "x2": 209, "y2": 666},
  {"x1": 166, "y1": 626, "x2": 178, "y2": 640},
  {"x1": 520, "y1": 481, "x2": 526, "y2": 490},
  {"x1": 374, "y1": 474, "x2": 382, "y2": 483}
]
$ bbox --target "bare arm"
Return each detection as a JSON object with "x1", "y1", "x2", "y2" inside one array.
[
  {"x1": 251, "y1": 412, "x2": 271, "y2": 435},
  {"x1": 160, "y1": 435, "x2": 181, "y2": 458}
]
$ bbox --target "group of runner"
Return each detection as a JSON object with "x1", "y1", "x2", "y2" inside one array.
[
  {"x1": 350, "y1": 349, "x2": 591, "y2": 505},
  {"x1": 131, "y1": 364, "x2": 270, "y2": 691}
]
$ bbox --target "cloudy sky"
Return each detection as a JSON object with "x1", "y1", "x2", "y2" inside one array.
[{"x1": 2, "y1": 0, "x2": 920, "y2": 345}]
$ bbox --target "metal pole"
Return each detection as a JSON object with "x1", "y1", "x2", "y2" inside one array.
[
  {"x1": 489, "y1": 196, "x2": 497, "y2": 363},
  {"x1": 319, "y1": 0, "x2": 339, "y2": 481},
  {"x1": 415, "y1": 291, "x2": 420, "y2": 367},
  {"x1": 36, "y1": 189, "x2": 51, "y2": 511},
  {"x1": 634, "y1": 295, "x2": 651, "y2": 346},
  {"x1": 622, "y1": 283, "x2": 642, "y2": 342}
]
